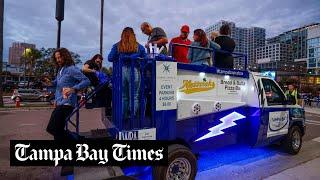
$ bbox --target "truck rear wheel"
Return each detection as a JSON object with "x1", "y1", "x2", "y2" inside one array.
[
  {"x1": 283, "y1": 126, "x2": 302, "y2": 155},
  {"x1": 153, "y1": 144, "x2": 197, "y2": 180}
]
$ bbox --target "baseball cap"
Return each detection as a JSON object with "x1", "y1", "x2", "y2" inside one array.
[{"x1": 181, "y1": 25, "x2": 190, "y2": 33}]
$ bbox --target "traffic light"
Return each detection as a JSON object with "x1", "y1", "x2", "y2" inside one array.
[{"x1": 55, "y1": 0, "x2": 65, "y2": 21}]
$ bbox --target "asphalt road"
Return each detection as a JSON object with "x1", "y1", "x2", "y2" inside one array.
[{"x1": 0, "y1": 109, "x2": 319, "y2": 179}]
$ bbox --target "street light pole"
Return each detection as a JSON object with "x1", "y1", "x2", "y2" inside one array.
[
  {"x1": 57, "y1": 21, "x2": 61, "y2": 48},
  {"x1": 56, "y1": 0, "x2": 64, "y2": 49},
  {"x1": 100, "y1": 0, "x2": 104, "y2": 56}
]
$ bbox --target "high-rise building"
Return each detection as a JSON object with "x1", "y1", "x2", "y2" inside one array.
[
  {"x1": 8, "y1": 42, "x2": 36, "y2": 66},
  {"x1": 307, "y1": 24, "x2": 320, "y2": 75},
  {"x1": 266, "y1": 23, "x2": 319, "y2": 61},
  {"x1": 205, "y1": 20, "x2": 266, "y2": 69},
  {"x1": 255, "y1": 43, "x2": 292, "y2": 70}
]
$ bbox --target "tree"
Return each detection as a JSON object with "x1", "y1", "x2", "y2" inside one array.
[
  {"x1": 34, "y1": 47, "x2": 83, "y2": 80},
  {"x1": 22, "y1": 48, "x2": 42, "y2": 86}
]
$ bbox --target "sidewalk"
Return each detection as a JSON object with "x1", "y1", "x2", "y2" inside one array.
[
  {"x1": 265, "y1": 157, "x2": 320, "y2": 180},
  {"x1": 304, "y1": 107, "x2": 320, "y2": 115}
]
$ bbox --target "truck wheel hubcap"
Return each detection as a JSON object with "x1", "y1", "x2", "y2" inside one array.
[
  {"x1": 167, "y1": 157, "x2": 191, "y2": 180},
  {"x1": 292, "y1": 130, "x2": 301, "y2": 150}
]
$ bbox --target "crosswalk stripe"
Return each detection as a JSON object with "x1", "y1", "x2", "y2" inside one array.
[
  {"x1": 306, "y1": 122, "x2": 320, "y2": 126},
  {"x1": 312, "y1": 137, "x2": 320, "y2": 143},
  {"x1": 306, "y1": 119, "x2": 320, "y2": 123}
]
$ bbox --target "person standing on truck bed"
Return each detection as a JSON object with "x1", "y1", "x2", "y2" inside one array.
[
  {"x1": 285, "y1": 82, "x2": 301, "y2": 105},
  {"x1": 214, "y1": 24, "x2": 236, "y2": 69},
  {"x1": 188, "y1": 29, "x2": 220, "y2": 66},
  {"x1": 169, "y1": 25, "x2": 192, "y2": 63},
  {"x1": 141, "y1": 22, "x2": 168, "y2": 55},
  {"x1": 210, "y1": 31, "x2": 219, "y2": 41},
  {"x1": 108, "y1": 27, "x2": 146, "y2": 119}
]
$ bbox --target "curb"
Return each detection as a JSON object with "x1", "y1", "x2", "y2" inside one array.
[{"x1": 0, "y1": 106, "x2": 55, "y2": 112}]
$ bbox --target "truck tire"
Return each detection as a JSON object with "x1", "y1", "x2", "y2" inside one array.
[
  {"x1": 283, "y1": 126, "x2": 302, "y2": 155},
  {"x1": 153, "y1": 144, "x2": 197, "y2": 180}
]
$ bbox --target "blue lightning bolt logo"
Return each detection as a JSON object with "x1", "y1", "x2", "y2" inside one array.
[{"x1": 195, "y1": 112, "x2": 246, "y2": 142}]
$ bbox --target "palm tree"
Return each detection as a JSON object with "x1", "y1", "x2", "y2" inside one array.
[{"x1": 22, "y1": 48, "x2": 41, "y2": 87}]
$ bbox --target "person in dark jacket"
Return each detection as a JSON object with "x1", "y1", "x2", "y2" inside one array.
[
  {"x1": 214, "y1": 24, "x2": 236, "y2": 69},
  {"x1": 82, "y1": 54, "x2": 112, "y2": 117},
  {"x1": 82, "y1": 54, "x2": 103, "y2": 87}
]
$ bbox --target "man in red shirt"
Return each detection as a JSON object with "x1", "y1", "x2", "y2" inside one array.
[{"x1": 169, "y1": 25, "x2": 192, "y2": 63}]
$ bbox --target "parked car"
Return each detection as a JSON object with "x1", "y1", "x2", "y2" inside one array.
[
  {"x1": 2, "y1": 81, "x2": 17, "y2": 92},
  {"x1": 18, "y1": 81, "x2": 34, "y2": 88},
  {"x1": 11, "y1": 89, "x2": 46, "y2": 102}
]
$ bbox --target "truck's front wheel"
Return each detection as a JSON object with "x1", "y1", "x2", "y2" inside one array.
[
  {"x1": 283, "y1": 126, "x2": 302, "y2": 155},
  {"x1": 153, "y1": 144, "x2": 197, "y2": 180}
]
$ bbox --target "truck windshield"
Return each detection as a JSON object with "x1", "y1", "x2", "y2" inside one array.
[{"x1": 261, "y1": 78, "x2": 286, "y2": 106}]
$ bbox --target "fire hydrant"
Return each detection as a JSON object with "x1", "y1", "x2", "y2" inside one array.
[{"x1": 15, "y1": 97, "x2": 21, "y2": 108}]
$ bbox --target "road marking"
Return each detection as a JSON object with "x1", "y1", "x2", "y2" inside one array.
[
  {"x1": 306, "y1": 122, "x2": 320, "y2": 126},
  {"x1": 312, "y1": 137, "x2": 320, "y2": 143},
  {"x1": 19, "y1": 123, "x2": 36, "y2": 127},
  {"x1": 306, "y1": 119, "x2": 320, "y2": 123},
  {"x1": 305, "y1": 119, "x2": 320, "y2": 126}
]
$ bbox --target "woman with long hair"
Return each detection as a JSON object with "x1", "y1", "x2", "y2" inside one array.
[
  {"x1": 108, "y1": 27, "x2": 146, "y2": 119},
  {"x1": 45, "y1": 48, "x2": 90, "y2": 141},
  {"x1": 188, "y1": 29, "x2": 220, "y2": 65},
  {"x1": 82, "y1": 54, "x2": 103, "y2": 87}
]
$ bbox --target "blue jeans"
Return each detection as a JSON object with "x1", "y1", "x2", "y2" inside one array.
[{"x1": 122, "y1": 66, "x2": 140, "y2": 119}]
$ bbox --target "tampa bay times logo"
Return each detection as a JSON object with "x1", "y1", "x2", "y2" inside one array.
[{"x1": 10, "y1": 140, "x2": 168, "y2": 166}]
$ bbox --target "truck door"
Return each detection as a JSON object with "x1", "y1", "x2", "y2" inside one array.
[{"x1": 258, "y1": 78, "x2": 289, "y2": 144}]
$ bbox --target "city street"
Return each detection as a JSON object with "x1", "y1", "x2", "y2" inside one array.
[{"x1": 0, "y1": 108, "x2": 319, "y2": 179}]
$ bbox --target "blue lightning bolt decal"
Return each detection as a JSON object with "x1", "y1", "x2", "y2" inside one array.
[{"x1": 195, "y1": 112, "x2": 246, "y2": 142}]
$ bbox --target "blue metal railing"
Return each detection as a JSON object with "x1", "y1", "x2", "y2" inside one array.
[
  {"x1": 112, "y1": 54, "x2": 175, "y2": 132},
  {"x1": 64, "y1": 79, "x2": 111, "y2": 135}
]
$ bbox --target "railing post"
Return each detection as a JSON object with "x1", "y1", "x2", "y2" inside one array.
[
  {"x1": 151, "y1": 57, "x2": 156, "y2": 128},
  {"x1": 76, "y1": 108, "x2": 79, "y2": 134},
  {"x1": 130, "y1": 57, "x2": 135, "y2": 129},
  {"x1": 212, "y1": 49, "x2": 215, "y2": 67},
  {"x1": 139, "y1": 58, "x2": 145, "y2": 128}
]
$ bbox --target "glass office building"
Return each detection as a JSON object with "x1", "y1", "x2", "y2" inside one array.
[
  {"x1": 307, "y1": 24, "x2": 320, "y2": 75},
  {"x1": 205, "y1": 20, "x2": 266, "y2": 70}
]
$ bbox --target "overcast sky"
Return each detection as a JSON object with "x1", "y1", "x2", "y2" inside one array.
[{"x1": 4, "y1": 0, "x2": 320, "y2": 66}]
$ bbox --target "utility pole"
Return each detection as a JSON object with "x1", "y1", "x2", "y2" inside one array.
[
  {"x1": 100, "y1": 0, "x2": 104, "y2": 56},
  {"x1": 56, "y1": 0, "x2": 65, "y2": 48}
]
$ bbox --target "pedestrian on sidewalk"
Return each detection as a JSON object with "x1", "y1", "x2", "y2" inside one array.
[{"x1": 316, "y1": 91, "x2": 320, "y2": 107}]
